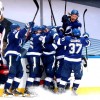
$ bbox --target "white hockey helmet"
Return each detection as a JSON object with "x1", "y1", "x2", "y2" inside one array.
[{"x1": 0, "y1": 1, "x2": 4, "y2": 16}]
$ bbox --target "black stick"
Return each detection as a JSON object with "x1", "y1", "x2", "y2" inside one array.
[
  {"x1": 16, "y1": 0, "x2": 39, "y2": 61},
  {"x1": 83, "y1": 9, "x2": 88, "y2": 59},
  {"x1": 64, "y1": 0, "x2": 67, "y2": 15},
  {"x1": 33, "y1": 0, "x2": 39, "y2": 22},
  {"x1": 83, "y1": 9, "x2": 87, "y2": 33},
  {"x1": 48, "y1": 0, "x2": 57, "y2": 26}
]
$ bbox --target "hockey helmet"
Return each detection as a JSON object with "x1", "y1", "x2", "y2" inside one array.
[
  {"x1": 32, "y1": 26, "x2": 41, "y2": 32},
  {"x1": 10, "y1": 23, "x2": 20, "y2": 31},
  {"x1": 71, "y1": 10, "x2": 79, "y2": 16},
  {"x1": 72, "y1": 28, "x2": 81, "y2": 37},
  {"x1": 41, "y1": 25, "x2": 47, "y2": 31}
]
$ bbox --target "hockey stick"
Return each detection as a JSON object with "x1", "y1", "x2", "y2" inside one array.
[
  {"x1": 83, "y1": 9, "x2": 87, "y2": 33},
  {"x1": 51, "y1": 13, "x2": 54, "y2": 26},
  {"x1": 16, "y1": 0, "x2": 39, "y2": 61},
  {"x1": 33, "y1": 0, "x2": 39, "y2": 22},
  {"x1": 83, "y1": 9, "x2": 88, "y2": 59},
  {"x1": 64, "y1": 0, "x2": 67, "y2": 15},
  {"x1": 48, "y1": 0, "x2": 58, "y2": 92},
  {"x1": 26, "y1": 0, "x2": 39, "y2": 39},
  {"x1": 48, "y1": 0, "x2": 57, "y2": 26}
]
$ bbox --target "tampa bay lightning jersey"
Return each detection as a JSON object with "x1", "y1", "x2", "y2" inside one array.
[
  {"x1": 55, "y1": 28, "x2": 65, "y2": 59},
  {"x1": 55, "y1": 36, "x2": 90, "y2": 63},
  {"x1": 42, "y1": 30, "x2": 57, "y2": 55},
  {"x1": 4, "y1": 28, "x2": 27, "y2": 57},
  {"x1": 65, "y1": 20, "x2": 82, "y2": 34},
  {"x1": 26, "y1": 33, "x2": 43, "y2": 56}
]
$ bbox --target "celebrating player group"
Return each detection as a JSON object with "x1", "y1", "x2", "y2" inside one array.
[{"x1": 0, "y1": 0, "x2": 90, "y2": 97}]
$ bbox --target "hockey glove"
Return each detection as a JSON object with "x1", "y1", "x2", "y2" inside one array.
[
  {"x1": 83, "y1": 32, "x2": 89, "y2": 38},
  {"x1": 82, "y1": 56, "x2": 87, "y2": 67},
  {"x1": 25, "y1": 21, "x2": 34, "y2": 29}
]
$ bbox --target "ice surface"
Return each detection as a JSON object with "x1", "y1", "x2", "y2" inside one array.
[{"x1": 0, "y1": 86, "x2": 100, "y2": 100}]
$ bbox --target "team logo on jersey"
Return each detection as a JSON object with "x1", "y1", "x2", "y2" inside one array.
[{"x1": 62, "y1": 37, "x2": 65, "y2": 41}]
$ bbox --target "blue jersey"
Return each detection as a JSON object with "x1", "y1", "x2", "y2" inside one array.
[
  {"x1": 4, "y1": 28, "x2": 27, "y2": 57},
  {"x1": 26, "y1": 33, "x2": 43, "y2": 56},
  {"x1": 55, "y1": 36, "x2": 90, "y2": 63},
  {"x1": 65, "y1": 20, "x2": 82, "y2": 35},
  {"x1": 42, "y1": 30, "x2": 57, "y2": 56},
  {"x1": 56, "y1": 29, "x2": 65, "y2": 59}
]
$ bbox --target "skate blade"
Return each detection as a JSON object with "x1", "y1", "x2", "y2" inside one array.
[
  {"x1": 2, "y1": 94, "x2": 13, "y2": 98},
  {"x1": 13, "y1": 94, "x2": 23, "y2": 97},
  {"x1": 71, "y1": 91, "x2": 78, "y2": 96},
  {"x1": 23, "y1": 94, "x2": 38, "y2": 97}
]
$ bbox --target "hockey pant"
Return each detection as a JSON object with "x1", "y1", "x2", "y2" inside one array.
[
  {"x1": 26, "y1": 56, "x2": 42, "y2": 87},
  {"x1": 4, "y1": 55, "x2": 23, "y2": 90},
  {"x1": 59, "y1": 60, "x2": 83, "y2": 90},
  {"x1": 42, "y1": 55, "x2": 55, "y2": 87},
  {"x1": 55, "y1": 58, "x2": 64, "y2": 86}
]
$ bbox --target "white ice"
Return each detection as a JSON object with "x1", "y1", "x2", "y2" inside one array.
[{"x1": 0, "y1": 86, "x2": 100, "y2": 100}]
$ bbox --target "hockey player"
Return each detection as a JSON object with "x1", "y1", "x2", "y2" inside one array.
[
  {"x1": 62, "y1": 9, "x2": 82, "y2": 35},
  {"x1": 55, "y1": 27, "x2": 65, "y2": 87},
  {"x1": 24, "y1": 26, "x2": 43, "y2": 97},
  {"x1": 0, "y1": 1, "x2": 12, "y2": 51},
  {"x1": 0, "y1": 25, "x2": 9, "y2": 84},
  {"x1": 3, "y1": 24, "x2": 27, "y2": 97},
  {"x1": 0, "y1": 1, "x2": 12, "y2": 85},
  {"x1": 62, "y1": 9, "x2": 82, "y2": 89},
  {"x1": 41, "y1": 25, "x2": 57, "y2": 90},
  {"x1": 52, "y1": 28, "x2": 90, "y2": 95}
]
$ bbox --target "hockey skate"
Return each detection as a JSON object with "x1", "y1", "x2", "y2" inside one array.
[
  {"x1": 53, "y1": 87, "x2": 58, "y2": 93},
  {"x1": 71, "y1": 87, "x2": 78, "y2": 96},
  {"x1": 58, "y1": 87, "x2": 66, "y2": 93},
  {"x1": 13, "y1": 89, "x2": 23, "y2": 97},
  {"x1": 65, "y1": 84, "x2": 70, "y2": 90},
  {"x1": 49, "y1": 84, "x2": 58, "y2": 93},
  {"x1": 43, "y1": 85, "x2": 50, "y2": 90},
  {"x1": 3, "y1": 89, "x2": 13, "y2": 97},
  {"x1": 23, "y1": 88, "x2": 37, "y2": 97}
]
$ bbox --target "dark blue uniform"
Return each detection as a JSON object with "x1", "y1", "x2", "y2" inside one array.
[
  {"x1": 65, "y1": 20, "x2": 82, "y2": 35},
  {"x1": 55, "y1": 28, "x2": 65, "y2": 85},
  {"x1": 4, "y1": 28, "x2": 27, "y2": 90},
  {"x1": 26, "y1": 33, "x2": 43, "y2": 86},
  {"x1": 42, "y1": 29, "x2": 57, "y2": 87},
  {"x1": 54, "y1": 34, "x2": 90, "y2": 90}
]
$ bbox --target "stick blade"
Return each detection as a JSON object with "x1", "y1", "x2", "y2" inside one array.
[{"x1": 83, "y1": 9, "x2": 87, "y2": 15}]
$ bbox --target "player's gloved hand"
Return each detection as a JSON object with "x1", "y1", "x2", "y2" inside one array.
[
  {"x1": 83, "y1": 32, "x2": 89, "y2": 38},
  {"x1": 82, "y1": 56, "x2": 87, "y2": 68},
  {"x1": 25, "y1": 23, "x2": 30, "y2": 30},
  {"x1": 62, "y1": 15, "x2": 69, "y2": 23},
  {"x1": 25, "y1": 21, "x2": 34, "y2": 29},
  {"x1": 29, "y1": 21, "x2": 34, "y2": 28}
]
